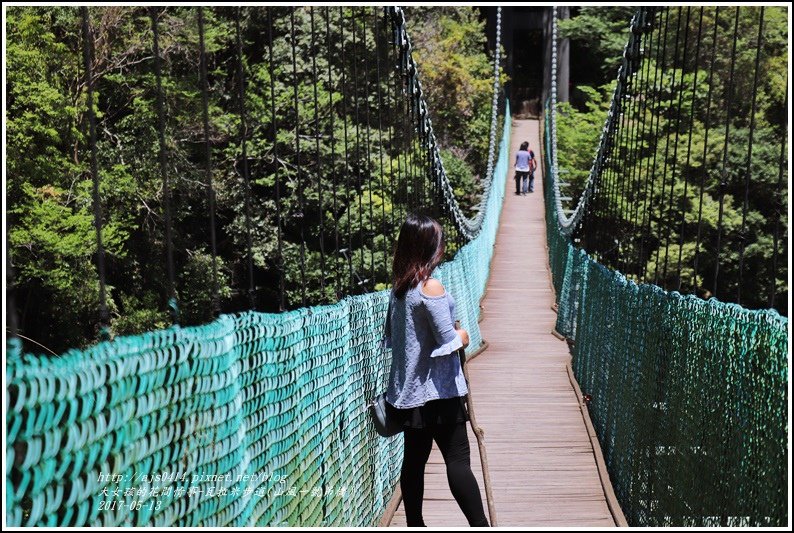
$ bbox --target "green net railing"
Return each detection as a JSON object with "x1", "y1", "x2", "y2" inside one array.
[
  {"x1": 544, "y1": 8, "x2": 788, "y2": 527},
  {"x1": 5, "y1": 106, "x2": 510, "y2": 528}
]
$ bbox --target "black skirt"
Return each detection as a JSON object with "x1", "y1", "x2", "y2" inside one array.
[{"x1": 386, "y1": 395, "x2": 469, "y2": 430}]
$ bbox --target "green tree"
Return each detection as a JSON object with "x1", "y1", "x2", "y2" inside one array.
[
  {"x1": 555, "y1": 6, "x2": 788, "y2": 314},
  {"x1": 6, "y1": 6, "x2": 503, "y2": 353}
]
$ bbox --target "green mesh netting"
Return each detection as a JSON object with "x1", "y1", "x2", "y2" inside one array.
[
  {"x1": 543, "y1": 108, "x2": 789, "y2": 527},
  {"x1": 5, "y1": 105, "x2": 510, "y2": 528}
]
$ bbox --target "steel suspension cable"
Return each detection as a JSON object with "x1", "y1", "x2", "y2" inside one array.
[
  {"x1": 628, "y1": 19, "x2": 654, "y2": 277},
  {"x1": 641, "y1": 8, "x2": 671, "y2": 283},
  {"x1": 267, "y1": 8, "x2": 286, "y2": 311},
  {"x1": 660, "y1": 6, "x2": 691, "y2": 286},
  {"x1": 386, "y1": 11, "x2": 405, "y2": 230},
  {"x1": 408, "y1": 65, "x2": 420, "y2": 209},
  {"x1": 675, "y1": 7, "x2": 705, "y2": 292},
  {"x1": 324, "y1": 7, "x2": 341, "y2": 301},
  {"x1": 80, "y1": 7, "x2": 110, "y2": 337},
  {"x1": 636, "y1": 9, "x2": 667, "y2": 280},
  {"x1": 349, "y1": 10, "x2": 365, "y2": 286},
  {"x1": 338, "y1": 7, "x2": 354, "y2": 294},
  {"x1": 614, "y1": 48, "x2": 638, "y2": 274},
  {"x1": 397, "y1": 35, "x2": 416, "y2": 213},
  {"x1": 713, "y1": 7, "x2": 741, "y2": 299},
  {"x1": 234, "y1": 8, "x2": 256, "y2": 310},
  {"x1": 769, "y1": 86, "x2": 787, "y2": 309},
  {"x1": 310, "y1": 8, "x2": 326, "y2": 300},
  {"x1": 359, "y1": 8, "x2": 376, "y2": 289},
  {"x1": 624, "y1": 23, "x2": 645, "y2": 274},
  {"x1": 150, "y1": 7, "x2": 179, "y2": 322},
  {"x1": 197, "y1": 7, "x2": 219, "y2": 315},
  {"x1": 373, "y1": 9, "x2": 390, "y2": 283},
  {"x1": 652, "y1": 7, "x2": 683, "y2": 286},
  {"x1": 616, "y1": 44, "x2": 642, "y2": 271},
  {"x1": 381, "y1": 9, "x2": 398, "y2": 239},
  {"x1": 737, "y1": 7, "x2": 765, "y2": 305},
  {"x1": 602, "y1": 101, "x2": 621, "y2": 243},
  {"x1": 609, "y1": 65, "x2": 630, "y2": 243},
  {"x1": 692, "y1": 7, "x2": 720, "y2": 298},
  {"x1": 289, "y1": 9, "x2": 307, "y2": 306}
]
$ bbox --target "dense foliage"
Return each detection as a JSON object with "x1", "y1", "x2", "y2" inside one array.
[
  {"x1": 6, "y1": 6, "x2": 502, "y2": 353},
  {"x1": 557, "y1": 6, "x2": 788, "y2": 314}
]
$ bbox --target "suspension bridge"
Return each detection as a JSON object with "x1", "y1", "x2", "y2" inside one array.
[{"x1": 5, "y1": 6, "x2": 788, "y2": 528}]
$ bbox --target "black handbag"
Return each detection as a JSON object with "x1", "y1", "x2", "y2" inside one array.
[
  {"x1": 368, "y1": 391, "x2": 404, "y2": 437},
  {"x1": 368, "y1": 297, "x2": 404, "y2": 437}
]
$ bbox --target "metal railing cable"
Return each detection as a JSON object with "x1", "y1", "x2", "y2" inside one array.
[
  {"x1": 387, "y1": 7, "x2": 503, "y2": 242},
  {"x1": 547, "y1": 7, "x2": 650, "y2": 237}
]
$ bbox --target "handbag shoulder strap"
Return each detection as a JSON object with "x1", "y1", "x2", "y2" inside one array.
[{"x1": 382, "y1": 292, "x2": 392, "y2": 340}]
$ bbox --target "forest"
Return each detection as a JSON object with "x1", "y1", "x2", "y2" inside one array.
[
  {"x1": 6, "y1": 6, "x2": 502, "y2": 354},
  {"x1": 556, "y1": 6, "x2": 788, "y2": 315},
  {"x1": 6, "y1": 6, "x2": 787, "y2": 356}
]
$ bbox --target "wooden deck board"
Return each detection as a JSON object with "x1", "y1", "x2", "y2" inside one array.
[{"x1": 389, "y1": 119, "x2": 616, "y2": 528}]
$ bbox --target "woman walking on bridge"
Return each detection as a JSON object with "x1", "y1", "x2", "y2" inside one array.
[
  {"x1": 514, "y1": 141, "x2": 535, "y2": 194},
  {"x1": 384, "y1": 213, "x2": 490, "y2": 527}
]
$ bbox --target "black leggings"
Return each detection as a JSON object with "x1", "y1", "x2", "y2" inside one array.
[{"x1": 401, "y1": 422, "x2": 489, "y2": 527}]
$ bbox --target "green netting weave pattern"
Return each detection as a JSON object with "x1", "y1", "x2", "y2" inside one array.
[
  {"x1": 543, "y1": 108, "x2": 788, "y2": 526},
  {"x1": 5, "y1": 106, "x2": 510, "y2": 528}
]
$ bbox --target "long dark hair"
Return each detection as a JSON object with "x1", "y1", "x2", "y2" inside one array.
[{"x1": 391, "y1": 213, "x2": 445, "y2": 299}]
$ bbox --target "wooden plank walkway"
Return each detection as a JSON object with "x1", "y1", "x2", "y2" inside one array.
[{"x1": 389, "y1": 119, "x2": 616, "y2": 527}]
